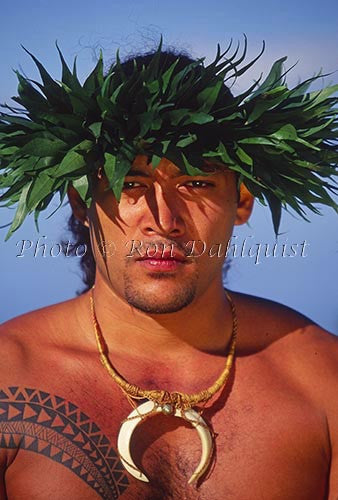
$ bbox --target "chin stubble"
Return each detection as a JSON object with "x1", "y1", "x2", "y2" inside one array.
[{"x1": 123, "y1": 267, "x2": 199, "y2": 314}]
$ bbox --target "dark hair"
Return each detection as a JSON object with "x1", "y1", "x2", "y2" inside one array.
[
  {"x1": 65, "y1": 48, "x2": 234, "y2": 293},
  {"x1": 62, "y1": 213, "x2": 95, "y2": 293}
]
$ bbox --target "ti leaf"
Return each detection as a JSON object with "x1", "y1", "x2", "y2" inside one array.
[{"x1": 5, "y1": 181, "x2": 32, "y2": 240}]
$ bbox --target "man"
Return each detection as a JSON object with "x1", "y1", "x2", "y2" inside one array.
[{"x1": 0, "y1": 41, "x2": 337, "y2": 499}]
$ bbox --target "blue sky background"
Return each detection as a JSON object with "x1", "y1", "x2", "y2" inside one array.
[{"x1": 1, "y1": 0, "x2": 338, "y2": 333}]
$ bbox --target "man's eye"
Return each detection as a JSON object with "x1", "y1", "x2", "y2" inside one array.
[
  {"x1": 184, "y1": 180, "x2": 214, "y2": 188},
  {"x1": 123, "y1": 181, "x2": 144, "y2": 190}
]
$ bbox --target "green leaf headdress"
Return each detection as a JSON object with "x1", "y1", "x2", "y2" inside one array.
[{"x1": 1, "y1": 36, "x2": 337, "y2": 240}]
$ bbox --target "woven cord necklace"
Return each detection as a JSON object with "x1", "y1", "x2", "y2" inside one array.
[{"x1": 90, "y1": 287, "x2": 237, "y2": 484}]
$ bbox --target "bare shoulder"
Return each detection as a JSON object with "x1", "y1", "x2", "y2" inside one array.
[
  {"x1": 230, "y1": 291, "x2": 338, "y2": 495},
  {"x1": 0, "y1": 292, "x2": 91, "y2": 378},
  {"x1": 230, "y1": 289, "x2": 338, "y2": 402},
  {"x1": 230, "y1": 289, "x2": 338, "y2": 350}
]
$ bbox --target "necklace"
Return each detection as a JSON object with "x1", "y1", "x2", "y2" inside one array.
[{"x1": 90, "y1": 288, "x2": 237, "y2": 485}]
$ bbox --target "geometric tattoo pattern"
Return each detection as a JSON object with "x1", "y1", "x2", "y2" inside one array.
[{"x1": 0, "y1": 387, "x2": 129, "y2": 499}]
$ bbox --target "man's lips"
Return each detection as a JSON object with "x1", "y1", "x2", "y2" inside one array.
[
  {"x1": 135, "y1": 248, "x2": 187, "y2": 271},
  {"x1": 136, "y1": 258, "x2": 185, "y2": 271},
  {"x1": 135, "y1": 249, "x2": 187, "y2": 262}
]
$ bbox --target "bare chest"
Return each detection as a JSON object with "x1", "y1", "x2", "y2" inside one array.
[
  {"x1": 1, "y1": 360, "x2": 330, "y2": 500},
  {"x1": 117, "y1": 386, "x2": 329, "y2": 500}
]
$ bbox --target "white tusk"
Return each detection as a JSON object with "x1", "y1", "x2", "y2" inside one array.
[
  {"x1": 117, "y1": 400, "x2": 156, "y2": 482},
  {"x1": 117, "y1": 400, "x2": 213, "y2": 484},
  {"x1": 184, "y1": 408, "x2": 213, "y2": 484}
]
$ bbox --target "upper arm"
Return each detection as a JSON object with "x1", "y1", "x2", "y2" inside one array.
[
  {"x1": 284, "y1": 324, "x2": 338, "y2": 498},
  {"x1": 328, "y1": 397, "x2": 338, "y2": 497},
  {"x1": 0, "y1": 471, "x2": 7, "y2": 500},
  {"x1": 0, "y1": 427, "x2": 7, "y2": 496},
  {"x1": 320, "y1": 333, "x2": 338, "y2": 498},
  {"x1": 0, "y1": 326, "x2": 25, "y2": 478}
]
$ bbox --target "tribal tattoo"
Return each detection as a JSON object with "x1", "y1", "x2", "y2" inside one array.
[{"x1": 0, "y1": 387, "x2": 129, "y2": 499}]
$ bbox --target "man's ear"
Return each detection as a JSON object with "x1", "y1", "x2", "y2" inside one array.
[
  {"x1": 67, "y1": 184, "x2": 89, "y2": 227},
  {"x1": 234, "y1": 183, "x2": 254, "y2": 225}
]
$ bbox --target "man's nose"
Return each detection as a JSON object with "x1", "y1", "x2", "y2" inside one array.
[{"x1": 140, "y1": 184, "x2": 185, "y2": 238}]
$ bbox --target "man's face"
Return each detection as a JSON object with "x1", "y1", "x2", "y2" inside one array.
[{"x1": 88, "y1": 155, "x2": 243, "y2": 314}]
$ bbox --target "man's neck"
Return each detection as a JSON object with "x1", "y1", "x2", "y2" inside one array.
[{"x1": 90, "y1": 274, "x2": 234, "y2": 362}]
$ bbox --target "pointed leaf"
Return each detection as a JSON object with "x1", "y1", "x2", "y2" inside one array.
[
  {"x1": 112, "y1": 155, "x2": 132, "y2": 201},
  {"x1": 250, "y1": 57, "x2": 288, "y2": 98},
  {"x1": 176, "y1": 134, "x2": 197, "y2": 148},
  {"x1": 265, "y1": 192, "x2": 282, "y2": 235},
  {"x1": 103, "y1": 152, "x2": 116, "y2": 188},
  {"x1": 52, "y1": 149, "x2": 86, "y2": 177},
  {"x1": 20, "y1": 138, "x2": 67, "y2": 156},
  {"x1": 236, "y1": 147, "x2": 253, "y2": 166},
  {"x1": 5, "y1": 181, "x2": 32, "y2": 240},
  {"x1": 27, "y1": 171, "x2": 55, "y2": 210},
  {"x1": 182, "y1": 112, "x2": 214, "y2": 125},
  {"x1": 181, "y1": 153, "x2": 207, "y2": 176},
  {"x1": 162, "y1": 59, "x2": 180, "y2": 93},
  {"x1": 196, "y1": 79, "x2": 223, "y2": 112},
  {"x1": 151, "y1": 155, "x2": 161, "y2": 168},
  {"x1": 72, "y1": 175, "x2": 90, "y2": 202},
  {"x1": 83, "y1": 51, "x2": 104, "y2": 94},
  {"x1": 88, "y1": 122, "x2": 102, "y2": 139}
]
